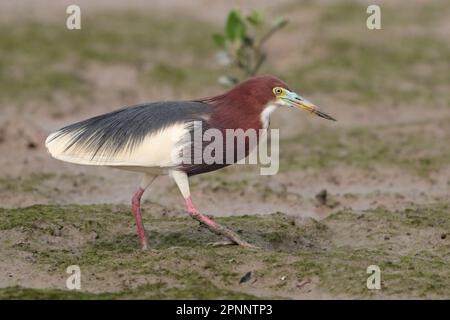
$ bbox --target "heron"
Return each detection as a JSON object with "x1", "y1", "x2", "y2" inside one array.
[{"x1": 45, "y1": 75, "x2": 335, "y2": 250}]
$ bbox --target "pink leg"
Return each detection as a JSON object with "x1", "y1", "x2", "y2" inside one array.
[
  {"x1": 185, "y1": 196, "x2": 255, "y2": 248},
  {"x1": 131, "y1": 187, "x2": 149, "y2": 250},
  {"x1": 186, "y1": 197, "x2": 218, "y2": 228}
]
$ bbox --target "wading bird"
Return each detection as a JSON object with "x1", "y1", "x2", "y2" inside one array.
[{"x1": 46, "y1": 75, "x2": 335, "y2": 250}]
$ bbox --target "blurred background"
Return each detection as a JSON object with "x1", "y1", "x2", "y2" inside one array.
[{"x1": 0, "y1": 0, "x2": 449, "y2": 299}]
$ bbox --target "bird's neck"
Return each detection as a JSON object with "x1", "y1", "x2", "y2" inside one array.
[
  {"x1": 205, "y1": 95, "x2": 277, "y2": 131},
  {"x1": 260, "y1": 104, "x2": 277, "y2": 129}
]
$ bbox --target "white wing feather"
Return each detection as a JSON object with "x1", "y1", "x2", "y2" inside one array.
[{"x1": 45, "y1": 123, "x2": 188, "y2": 168}]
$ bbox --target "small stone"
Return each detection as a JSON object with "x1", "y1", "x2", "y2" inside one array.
[
  {"x1": 384, "y1": 236, "x2": 390, "y2": 240},
  {"x1": 315, "y1": 189, "x2": 327, "y2": 206},
  {"x1": 27, "y1": 141, "x2": 37, "y2": 149},
  {"x1": 239, "y1": 271, "x2": 252, "y2": 284},
  {"x1": 280, "y1": 276, "x2": 287, "y2": 281}
]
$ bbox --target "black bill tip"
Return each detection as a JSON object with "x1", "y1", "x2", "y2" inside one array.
[{"x1": 314, "y1": 110, "x2": 337, "y2": 121}]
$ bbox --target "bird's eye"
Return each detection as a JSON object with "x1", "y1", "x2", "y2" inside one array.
[{"x1": 274, "y1": 88, "x2": 283, "y2": 95}]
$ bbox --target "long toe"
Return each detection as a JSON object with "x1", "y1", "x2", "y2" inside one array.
[{"x1": 235, "y1": 240, "x2": 260, "y2": 249}]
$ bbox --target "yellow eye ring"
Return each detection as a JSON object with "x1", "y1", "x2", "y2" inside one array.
[{"x1": 274, "y1": 87, "x2": 283, "y2": 95}]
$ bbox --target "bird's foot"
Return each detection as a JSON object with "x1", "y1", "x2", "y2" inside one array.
[
  {"x1": 186, "y1": 198, "x2": 259, "y2": 249},
  {"x1": 191, "y1": 212, "x2": 258, "y2": 249},
  {"x1": 207, "y1": 221, "x2": 259, "y2": 249}
]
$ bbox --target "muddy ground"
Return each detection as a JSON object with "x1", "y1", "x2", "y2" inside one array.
[{"x1": 0, "y1": 0, "x2": 449, "y2": 299}]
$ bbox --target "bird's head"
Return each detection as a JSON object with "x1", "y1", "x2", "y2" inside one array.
[
  {"x1": 223, "y1": 75, "x2": 336, "y2": 122},
  {"x1": 271, "y1": 85, "x2": 336, "y2": 121}
]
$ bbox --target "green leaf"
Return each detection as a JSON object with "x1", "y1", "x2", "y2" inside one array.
[
  {"x1": 225, "y1": 9, "x2": 246, "y2": 41},
  {"x1": 247, "y1": 10, "x2": 264, "y2": 27},
  {"x1": 212, "y1": 33, "x2": 226, "y2": 48}
]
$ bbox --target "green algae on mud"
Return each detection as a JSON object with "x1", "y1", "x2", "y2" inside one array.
[
  {"x1": 0, "y1": 203, "x2": 449, "y2": 299},
  {"x1": 0, "y1": 283, "x2": 259, "y2": 300}
]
